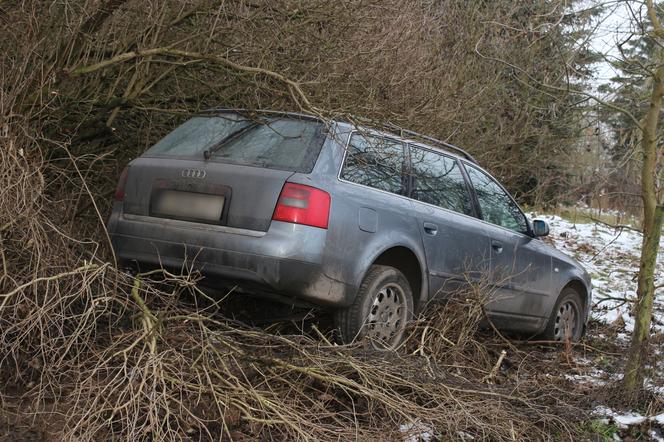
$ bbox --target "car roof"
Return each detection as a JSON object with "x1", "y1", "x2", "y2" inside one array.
[{"x1": 202, "y1": 108, "x2": 478, "y2": 164}]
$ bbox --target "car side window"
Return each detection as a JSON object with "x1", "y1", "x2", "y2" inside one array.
[
  {"x1": 340, "y1": 133, "x2": 406, "y2": 195},
  {"x1": 409, "y1": 146, "x2": 473, "y2": 215},
  {"x1": 465, "y1": 164, "x2": 528, "y2": 234}
]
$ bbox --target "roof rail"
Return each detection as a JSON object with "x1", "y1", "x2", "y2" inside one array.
[
  {"x1": 381, "y1": 122, "x2": 478, "y2": 164},
  {"x1": 200, "y1": 108, "x2": 323, "y2": 122}
]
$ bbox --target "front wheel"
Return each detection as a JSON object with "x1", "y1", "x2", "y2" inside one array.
[
  {"x1": 335, "y1": 265, "x2": 414, "y2": 349},
  {"x1": 542, "y1": 287, "x2": 584, "y2": 342}
]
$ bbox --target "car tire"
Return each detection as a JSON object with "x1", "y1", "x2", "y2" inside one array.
[
  {"x1": 335, "y1": 265, "x2": 414, "y2": 349},
  {"x1": 542, "y1": 287, "x2": 584, "y2": 342}
]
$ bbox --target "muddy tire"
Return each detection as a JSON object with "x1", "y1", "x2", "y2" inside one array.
[
  {"x1": 542, "y1": 287, "x2": 584, "y2": 342},
  {"x1": 335, "y1": 265, "x2": 414, "y2": 349}
]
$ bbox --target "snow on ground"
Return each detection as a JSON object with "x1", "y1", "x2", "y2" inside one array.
[
  {"x1": 531, "y1": 212, "x2": 664, "y2": 334},
  {"x1": 530, "y1": 211, "x2": 664, "y2": 439},
  {"x1": 399, "y1": 421, "x2": 434, "y2": 442},
  {"x1": 593, "y1": 406, "x2": 664, "y2": 441},
  {"x1": 594, "y1": 405, "x2": 664, "y2": 427}
]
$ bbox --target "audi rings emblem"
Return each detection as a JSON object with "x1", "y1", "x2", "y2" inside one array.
[{"x1": 181, "y1": 168, "x2": 206, "y2": 179}]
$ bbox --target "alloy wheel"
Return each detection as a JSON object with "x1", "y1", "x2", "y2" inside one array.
[
  {"x1": 364, "y1": 283, "x2": 407, "y2": 348},
  {"x1": 553, "y1": 300, "x2": 579, "y2": 341}
]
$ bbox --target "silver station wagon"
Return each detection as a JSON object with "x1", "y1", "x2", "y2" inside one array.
[{"x1": 108, "y1": 109, "x2": 592, "y2": 348}]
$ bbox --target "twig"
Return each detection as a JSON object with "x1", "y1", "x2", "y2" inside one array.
[
  {"x1": 586, "y1": 227, "x2": 626, "y2": 263},
  {"x1": 62, "y1": 146, "x2": 117, "y2": 267},
  {"x1": 0, "y1": 264, "x2": 102, "y2": 309},
  {"x1": 588, "y1": 215, "x2": 642, "y2": 233},
  {"x1": 310, "y1": 324, "x2": 333, "y2": 347},
  {"x1": 482, "y1": 350, "x2": 506, "y2": 384}
]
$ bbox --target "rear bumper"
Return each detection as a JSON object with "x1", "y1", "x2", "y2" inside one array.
[{"x1": 108, "y1": 207, "x2": 355, "y2": 307}]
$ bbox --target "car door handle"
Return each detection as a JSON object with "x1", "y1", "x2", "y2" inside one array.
[
  {"x1": 491, "y1": 240, "x2": 503, "y2": 253},
  {"x1": 423, "y1": 222, "x2": 438, "y2": 236}
]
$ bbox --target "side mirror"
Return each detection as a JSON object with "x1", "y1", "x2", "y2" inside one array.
[{"x1": 532, "y1": 219, "x2": 550, "y2": 237}]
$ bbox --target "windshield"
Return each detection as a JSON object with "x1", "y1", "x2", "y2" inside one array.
[{"x1": 144, "y1": 114, "x2": 327, "y2": 173}]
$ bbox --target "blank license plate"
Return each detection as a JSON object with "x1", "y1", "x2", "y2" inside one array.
[{"x1": 151, "y1": 190, "x2": 225, "y2": 223}]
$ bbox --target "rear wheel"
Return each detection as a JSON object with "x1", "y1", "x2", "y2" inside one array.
[
  {"x1": 335, "y1": 265, "x2": 414, "y2": 349},
  {"x1": 543, "y1": 287, "x2": 584, "y2": 342}
]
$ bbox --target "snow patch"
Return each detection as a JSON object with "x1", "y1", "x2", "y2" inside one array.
[
  {"x1": 594, "y1": 406, "x2": 664, "y2": 428},
  {"x1": 400, "y1": 420, "x2": 434, "y2": 442}
]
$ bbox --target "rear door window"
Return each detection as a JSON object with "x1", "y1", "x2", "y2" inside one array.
[
  {"x1": 465, "y1": 164, "x2": 528, "y2": 234},
  {"x1": 409, "y1": 146, "x2": 473, "y2": 215},
  {"x1": 340, "y1": 133, "x2": 407, "y2": 195},
  {"x1": 144, "y1": 115, "x2": 326, "y2": 173}
]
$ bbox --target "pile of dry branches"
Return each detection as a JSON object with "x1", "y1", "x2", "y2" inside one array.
[{"x1": 0, "y1": 262, "x2": 586, "y2": 440}]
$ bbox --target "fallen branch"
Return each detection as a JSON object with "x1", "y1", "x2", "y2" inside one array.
[
  {"x1": 588, "y1": 215, "x2": 642, "y2": 233},
  {"x1": 65, "y1": 47, "x2": 319, "y2": 113}
]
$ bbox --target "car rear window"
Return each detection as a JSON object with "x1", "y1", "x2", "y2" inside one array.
[{"x1": 144, "y1": 114, "x2": 327, "y2": 172}]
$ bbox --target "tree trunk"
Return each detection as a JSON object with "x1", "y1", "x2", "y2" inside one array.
[
  {"x1": 622, "y1": 40, "x2": 664, "y2": 400},
  {"x1": 623, "y1": 205, "x2": 664, "y2": 399}
]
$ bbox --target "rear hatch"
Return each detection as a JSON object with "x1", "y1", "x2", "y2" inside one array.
[{"x1": 122, "y1": 112, "x2": 327, "y2": 232}]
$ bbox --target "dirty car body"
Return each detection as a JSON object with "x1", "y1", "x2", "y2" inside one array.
[{"x1": 108, "y1": 109, "x2": 592, "y2": 344}]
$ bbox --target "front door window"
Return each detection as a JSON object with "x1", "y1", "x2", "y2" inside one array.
[{"x1": 465, "y1": 165, "x2": 528, "y2": 234}]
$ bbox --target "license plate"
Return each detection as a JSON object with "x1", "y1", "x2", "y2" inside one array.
[{"x1": 151, "y1": 190, "x2": 225, "y2": 223}]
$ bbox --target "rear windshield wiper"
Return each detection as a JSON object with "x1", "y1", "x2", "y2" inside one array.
[{"x1": 203, "y1": 120, "x2": 263, "y2": 160}]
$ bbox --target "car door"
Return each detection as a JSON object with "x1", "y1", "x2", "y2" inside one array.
[
  {"x1": 407, "y1": 145, "x2": 491, "y2": 299},
  {"x1": 463, "y1": 163, "x2": 552, "y2": 332},
  {"x1": 333, "y1": 132, "x2": 429, "y2": 295}
]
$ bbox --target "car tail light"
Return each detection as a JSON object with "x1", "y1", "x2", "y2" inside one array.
[
  {"x1": 114, "y1": 167, "x2": 129, "y2": 201},
  {"x1": 272, "y1": 183, "x2": 330, "y2": 229}
]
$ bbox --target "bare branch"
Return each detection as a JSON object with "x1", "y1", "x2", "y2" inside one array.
[
  {"x1": 474, "y1": 34, "x2": 645, "y2": 130},
  {"x1": 65, "y1": 48, "x2": 319, "y2": 113}
]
